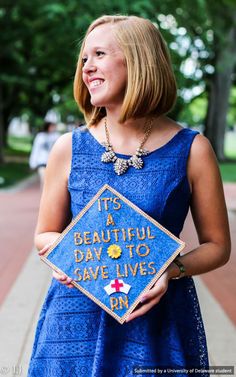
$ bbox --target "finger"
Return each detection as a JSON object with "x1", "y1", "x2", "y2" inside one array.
[
  {"x1": 126, "y1": 298, "x2": 160, "y2": 322},
  {"x1": 38, "y1": 243, "x2": 53, "y2": 256},
  {"x1": 53, "y1": 271, "x2": 73, "y2": 286},
  {"x1": 53, "y1": 271, "x2": 66, "y2": 280},
  {"x1": 64, "y1": 279, "x2": 75, "y2": 288},
  {"x1": 128, "y1": 285, "x2": 168, "y2": 322},
  {"x1": 65, "y1": 277, "x2": 73, "y2": 285},
  {"x1": 140, "y1": 283, "x2": 166, "y2": 304}
]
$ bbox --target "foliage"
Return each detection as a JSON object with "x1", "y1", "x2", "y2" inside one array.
[
  {"x1": 219, "y1": 163, "x2": 236, "y2": 182},
  {"x1": 224, "y1": 131, "x2": 236, "y2": 159},
  {"x1": 7, "y1": 135, "x2": 32, "y2": 154},
  {"x1": 228, "y1": 87, "x2": 236, "y2": 128},
  {"x1": 0, "y1": 0, "x2": 236, "y2": 160},
  {"x1": 0, "y1": 0, "x2": 147, "y2": 130},
  {"x1": 178, "y1": 89, "x2": 236, "y2": 129},
  {"x1": 0, "y1": 162, "x2": 31, "y2": 188}
]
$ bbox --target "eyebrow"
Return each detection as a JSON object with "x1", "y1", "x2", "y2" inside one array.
[{"x1": 82, "y1": 46, "x2": 113, "y2": 54}]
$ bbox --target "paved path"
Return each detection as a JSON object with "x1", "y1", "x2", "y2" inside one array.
[
  {"x1": 182, "y1": 183, "x2": 236, "y2": 325},
  {"x1": 182, "y1": 211, "x2": 236, "y2": 325},
  {"x1": 0, "y1": 176, "x2": 41, "y2": 305},
  {"x1": 0, "y1": 179, "x2": 235, "y2": 376}
]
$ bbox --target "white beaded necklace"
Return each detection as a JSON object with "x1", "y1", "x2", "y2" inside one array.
[{"x1": 101, "y1": 117, "x2": 154, "y2": 175}]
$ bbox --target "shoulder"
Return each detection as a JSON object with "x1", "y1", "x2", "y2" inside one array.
[
  {"x1": 52, "y1": 131, "x2": 72, "y2": 149},
  {"x1": 45, "y1": 132, "x2": 72, "y2": 182},
  {"x1": 48, "y1": 132, "x2": 72, "y2": 164},
  {"x1": 188, "y1": 133, "x2": 219, "y2": 184},
  {"x1": 190, "y1": 133, "x2": 215, "y2": 162}
]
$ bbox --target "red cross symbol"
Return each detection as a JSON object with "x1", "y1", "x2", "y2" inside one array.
[{"x1": 111, "y1": 279, "x2": 124, "y2": 292}]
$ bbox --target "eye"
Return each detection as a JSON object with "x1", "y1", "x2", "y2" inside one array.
[
  {"x1": 82, "y1": 57, "x2": 87, "y2": 65},
  {"x1": 96, "y1": 50, "x2": 105, "y2": 57}
]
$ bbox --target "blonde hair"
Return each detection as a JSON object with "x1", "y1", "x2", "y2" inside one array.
[{"x1": 74, "y1": 15, "x2": 177, "y2": 126}]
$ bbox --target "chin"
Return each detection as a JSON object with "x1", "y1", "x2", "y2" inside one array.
[
  {"x1": 89, "y1": 93, "x2": 101, "y2": 104},
  {"x1": 90, "y1": 97, "x2": 107, "y2": 107},
  {"x1": 90, "y1": 95, "x2": 122, "y2": 109}
]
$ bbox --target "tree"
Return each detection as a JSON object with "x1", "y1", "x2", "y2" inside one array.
[
  {"x1": 204, "y1": 2, "x2": 236, "y2": 160},
  {"x1": 0, "y1": 0, "x2": 153, "y2": 162},
  {"x1": 150, "y1": 0, "x2": 236, "y2": 160},
  {"x1": 1, "y1": 0, "x2": 235, "y2": 162}
]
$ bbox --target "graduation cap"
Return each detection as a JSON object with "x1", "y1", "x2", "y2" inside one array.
[{"x1": 42, "y1": 184, "x2": 185, "y2": 324}]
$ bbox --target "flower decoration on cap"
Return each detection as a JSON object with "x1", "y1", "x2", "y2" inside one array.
[{"x1": 107, "y1": 244, "x2": 122, "y2": 259}]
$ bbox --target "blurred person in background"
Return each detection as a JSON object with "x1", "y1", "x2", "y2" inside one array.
[{"x1": 29, "y1": 121, "x2": 59, "y2": 186}]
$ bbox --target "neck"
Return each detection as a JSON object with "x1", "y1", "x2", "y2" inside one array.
[{"x1": 105, "y1": 110, "x2": 151, "y2": 140}]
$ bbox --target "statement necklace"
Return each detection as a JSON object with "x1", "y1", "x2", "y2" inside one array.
[{"x1": 101, "y1": 117, "x2": 153, "y2": 175}]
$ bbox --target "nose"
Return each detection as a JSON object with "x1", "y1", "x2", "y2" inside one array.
[{"x1": 82, "y1": 59, "x2": 97, "y2": 74}]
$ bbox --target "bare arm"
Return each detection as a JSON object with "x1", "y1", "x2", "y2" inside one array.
[
  {"x1": 127, "y1": 134, "x2": 231, "y2": 321},
  {"x1": 168, "y1": 134, "x2": 231, "y2": 278}
]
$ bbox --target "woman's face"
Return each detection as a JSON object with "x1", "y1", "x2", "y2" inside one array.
[{"x1": 82, "y1": 24, "x2": 127, "y2": 110}]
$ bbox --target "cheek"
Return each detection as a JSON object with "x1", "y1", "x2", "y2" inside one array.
[
  {"x1": 117, "y1": 63, "x2": 127, "y2": 86},
  {"x1": 82, "y1": 73, "x2": 88, "y2": 87},
  {"x1": 116, "y1": 70, "x2": 127, "y2": 90}
]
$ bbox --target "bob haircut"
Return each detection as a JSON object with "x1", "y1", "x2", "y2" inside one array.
[{"x1": 74, "y1": 15, "x2": 177, "y2": 126}]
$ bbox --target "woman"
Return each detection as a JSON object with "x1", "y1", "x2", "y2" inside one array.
[{"x1": 28, "y1": 15, "x2": 231, "y2": 377}]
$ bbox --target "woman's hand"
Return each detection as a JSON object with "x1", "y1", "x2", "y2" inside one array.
[
  {"x1": 126, "y1": 270, "x2": 169, "y2": 322},
  {"x1": 38, "y1": 243, "x2": 74, "y2": 289}
]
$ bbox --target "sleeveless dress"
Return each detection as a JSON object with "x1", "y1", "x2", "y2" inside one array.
[{"x1": 28, "y1": 126, "x2": 209, "y2": 377}]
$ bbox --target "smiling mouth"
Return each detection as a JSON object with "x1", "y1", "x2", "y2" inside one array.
[{"x1": 90, "y1": 79, "x2": 104, "y2": 88}]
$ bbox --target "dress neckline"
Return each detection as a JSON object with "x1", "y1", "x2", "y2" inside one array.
[{"x1": 85, "y1": 126, "x2": 187, "y2": 158}]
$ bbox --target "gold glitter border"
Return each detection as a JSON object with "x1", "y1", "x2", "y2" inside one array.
[{"x1": 41, "y1": 184, "x2": 185, "y2": 324}]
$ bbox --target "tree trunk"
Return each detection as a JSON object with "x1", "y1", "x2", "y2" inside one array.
[
  {"x1": 204, "y1": 24, "x2": 236, "y2": 161},
  {"x1": 0, "y1": 82, "x2": 4, "y2": 164}
]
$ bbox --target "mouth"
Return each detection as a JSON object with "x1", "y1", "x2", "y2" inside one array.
[{"x1": 89, "y1": 79, "x2": 105, "y2": 89}]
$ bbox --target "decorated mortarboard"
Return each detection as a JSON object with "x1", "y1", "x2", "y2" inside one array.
[{"x1": 42, "y1": 184, "x2": 185, "y2": 324}]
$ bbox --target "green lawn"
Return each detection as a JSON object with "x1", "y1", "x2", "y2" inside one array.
[
  {"x1": 7, "y1": 135, "x2": 32, "y2": 154},
  {"x1": 225, "y1": 132, "x2": 236, "y2": 159},
  {"x1": 0, "y1": 136, "x2": 33, "y2": 188},
  {"x1": 0, "y1": 162, "x2": 32, "y2": 188},
  {"x1": 219, "y1": 163, "x2": 236, "y2": 183},
  {"x1": 221, "y1": 131, "x2": 236, "y2": 182}
]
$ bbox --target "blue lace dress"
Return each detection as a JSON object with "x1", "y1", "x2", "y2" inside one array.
[{"x1": 28, "y1": 126, "x2": 209, "y2": 377}]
